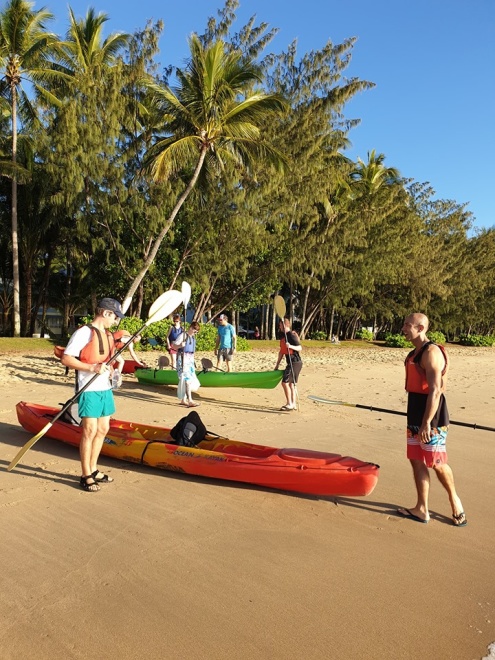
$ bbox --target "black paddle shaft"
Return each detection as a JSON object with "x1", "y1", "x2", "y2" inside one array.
[{"x1": 354, "y1": 403, "x2": 494, "y2": 432}]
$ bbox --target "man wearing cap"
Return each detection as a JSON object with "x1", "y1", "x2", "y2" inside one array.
[
  {"x1": 61, "y1": 298, "x2": 124, "y2": 492},
  {"x1": 214, "y1": 314, "x2": 237, "y2": 373}
]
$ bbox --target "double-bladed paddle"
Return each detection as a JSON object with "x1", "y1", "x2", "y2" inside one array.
[
  {"x1": 307, "y1": 395, "x2": 495, "y2": 432},
  {"x1": 8, "y1": 289, "x2": 184, "y2": 471}
]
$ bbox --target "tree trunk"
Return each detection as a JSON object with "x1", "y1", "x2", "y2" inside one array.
[
  {"x1": 11, "y1": 86, "x2": 21, "y2": 336},
  {"x1": 122, "y1": 148, "x2": 208, "y2": 313},
  {"x1": 327, "y1": 305, "x2": 335, "y2": 341}
]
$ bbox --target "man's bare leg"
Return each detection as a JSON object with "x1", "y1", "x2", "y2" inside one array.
[
  {"x1": 80, "y1": 417, "x2": 99, "y2": 491},
  {"x1": 89, "y1": 416, "x2": 111, "y2": 474},
  {"x1": 398, "y1": 459, "x2": 430, "y2": 521},
  {"x1": 433, "y1": 463, "x2": 465, "y2": 523}
]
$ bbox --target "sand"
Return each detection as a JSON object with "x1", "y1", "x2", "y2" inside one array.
[{"x1": 1, "y1": 344, "x2": 494, "y2": 660}]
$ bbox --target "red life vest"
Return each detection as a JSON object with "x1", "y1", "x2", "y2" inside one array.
[
  {"x1": 279, "y1": 331, "x2": 300, "y2": 357},
  {"x1": 113, "y1": 330, "x2": 131, "y2": 350},
  {"x1": 79, "y1": 325, "x2": 115, "y2": 364},
  {"x1": 405, "y1": 341, "x2": 448, "y2": 394}
]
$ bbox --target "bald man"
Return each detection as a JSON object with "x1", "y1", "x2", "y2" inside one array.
[{"x1": 397, "y1": 313, "x2": 466, "y2": 526}]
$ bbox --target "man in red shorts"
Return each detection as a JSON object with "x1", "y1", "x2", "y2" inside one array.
[{"x1": 397, "y1": 312, "x2": 466, "y2": 526}]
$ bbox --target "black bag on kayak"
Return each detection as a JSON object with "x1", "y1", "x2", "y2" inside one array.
[{"x1": 170, "y1": 411, "x2": 207, "y2": 447}]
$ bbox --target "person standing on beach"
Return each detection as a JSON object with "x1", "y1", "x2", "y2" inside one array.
[
  {"x1": 166, "y1": 314, "x2": 184, "y2": 369},
  {"x1": 215, "y1": 314, "x2": 237, "y2": 372},
  {"x1": 61, "y1": 298, "x2": 125, "y2": 492},
  {"x1": 174, "y1": 321, "x2": 200, "y2": 407},
  {"x1": 398, "y1": 312, "x2": 466, "y2": 526},
  {"x1": 275, "y1": 317, "x2": 302, "y2": 411}
]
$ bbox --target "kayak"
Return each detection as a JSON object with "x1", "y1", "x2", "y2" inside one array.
[
  {"x1": 15, "y1": 402, "x2": 380, "y2": 497},
  {"x1": 135, "y1": 368, "x2": 283, "y2": 389},
  {"x1": 122, "y1": 359, "x2": 141, "y2": 374}
]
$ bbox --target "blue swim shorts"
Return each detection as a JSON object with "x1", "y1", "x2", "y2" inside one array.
[{"x1": 78, "y1": 390, "x2": 115, "y2": 418}]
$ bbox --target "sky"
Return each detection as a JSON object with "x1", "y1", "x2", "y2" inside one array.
[{"x1": 43, "y1": 0, "x2": 495, "y2": 231}]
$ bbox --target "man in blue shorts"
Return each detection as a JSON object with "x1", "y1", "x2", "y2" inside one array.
[
  {"x1": 215, "y1": 314, "x2": 237, "y2": 372},
  {"x1": 62, "y1": 298, "x2": 125, "y2": 492}
]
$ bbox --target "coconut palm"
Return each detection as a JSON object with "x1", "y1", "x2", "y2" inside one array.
[
  {"x1": 349, "y1": 149, "x2": 400, "y2": 200},
  {"x1": 121, "y1": 34, "x2": 287, "y2": 311},
  {"x1": 0, "y1": 0, "x2": 61, "y2": 336},
  {"x1": 57, "y1": 7, "x2": 129, "y2": 81}
]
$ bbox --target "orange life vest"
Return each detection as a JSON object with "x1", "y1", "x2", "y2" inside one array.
[
  {"x1": 79, "y1": 325, "x2": 115, "y2": 364},
  {"x1": 279, "y1": 331, "x2": 301, "y2": 360},
  {"x1": 113, "y1": 330, "x2": 131, "y2": 350},
  {"x1": 405, "y1": 341, "x2": 448, "y2": 394}
]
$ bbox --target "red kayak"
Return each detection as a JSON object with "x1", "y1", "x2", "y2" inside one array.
[
  {"x1": 121, "y1": 359, "x2": 141, "y2": 374},
  {"x1": 16, "y1": 402, "x2": 379, "y2": 497}
]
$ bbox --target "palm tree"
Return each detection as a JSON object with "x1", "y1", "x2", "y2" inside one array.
[
  {"x1": 0, "y1": 0, "x2": 61, "y2": 336},
  {"x1": 349, "y1": 149, "x2": 400, "y2": 201},
  {"x1": 121, "y1": 34, "x2": 287, "y2": 311},
  {"x1": 57, "y1": 7, "x2": 129, "y2": 81}
]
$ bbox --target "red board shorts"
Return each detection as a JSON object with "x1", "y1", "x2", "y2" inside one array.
[{"x1": 406, "y1": 425, "x2": 449, "y2": 467}]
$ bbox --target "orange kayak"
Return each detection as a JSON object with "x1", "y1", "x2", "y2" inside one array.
[{"x1": 16, "y1": 402, "x2": 380, "y2": 497}]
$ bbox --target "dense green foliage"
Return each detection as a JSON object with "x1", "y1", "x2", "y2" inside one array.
[
  {"x1": 458, "y1": 334, "x2": 495, "y2": 347},
  {"x1": 384, "y1": 334, "x2": 413, "y2": 348},
  {"x1": 80, "y1": 315, "x2": 251, "y2": 352},
  {"x1": 355, "y1": 328, "x2": 373, "y2": 341},
  {"x1": 0, "y1": 0, "x2": 493, "y2": 341}
]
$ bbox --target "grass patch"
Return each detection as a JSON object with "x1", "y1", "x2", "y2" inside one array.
[{"x1": 0, "y1": 338, "x2": 58, "y2": 353}]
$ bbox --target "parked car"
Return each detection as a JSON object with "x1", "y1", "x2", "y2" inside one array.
[{"x1": 237, "y1": 326, "x2": 256, "y2": 338}]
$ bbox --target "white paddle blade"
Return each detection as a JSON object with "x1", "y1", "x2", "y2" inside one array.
[
  {"x1": 147, "y1": 290, "x2": 183, "y2": 323},
  {"x1": 274, "y1": 295, "x2": 286, "y2": 319},
  {"x1": 181, "y1": 281, "x2": 191, "y2": 310}
]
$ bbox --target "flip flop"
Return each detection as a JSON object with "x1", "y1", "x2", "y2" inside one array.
[
  {"x1": 397, "y1": 508, "x2": 429, "y2": 524},
  {"x1": 452, "y1": 512, "x2": 467, "y2": 527}
]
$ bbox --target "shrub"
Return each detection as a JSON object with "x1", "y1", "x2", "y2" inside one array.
[
  {"x1": 458, "y1": 334, "x2": 495, "y2": 347},
  {"x1": 309, "y1": 330, "x2": 327, "y2": 340},
  {"x1": 355, "y1": 328, "x2": 373, "y2": 341},
  {"x1": 384, "y1": 333, "x2": 413, "y2": 348},
  {"x1": 427, "y1": 330, "x2": 446, "y2": 344},
  {"x1": 79, "y1": 316, "x2": 251, "y2": 351}
]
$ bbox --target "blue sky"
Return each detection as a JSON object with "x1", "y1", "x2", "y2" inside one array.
[{"x1": 44, "y1": 0, "x2": 495, "y2": 230}]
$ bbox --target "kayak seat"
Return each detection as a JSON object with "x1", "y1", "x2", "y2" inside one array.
[{"x1": 278, "y1": 448, "x2": 342, "y2": 465}]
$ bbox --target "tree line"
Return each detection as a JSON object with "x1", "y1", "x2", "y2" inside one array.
[{"x1": 0, "y1": 0, "x2": 493, "y2": 339}]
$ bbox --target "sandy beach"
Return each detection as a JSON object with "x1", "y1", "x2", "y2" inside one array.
[{"x1": 1, "y1": 344, "x2": 494, "y2": 660}]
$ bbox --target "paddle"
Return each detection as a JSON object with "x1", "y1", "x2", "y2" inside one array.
[
  {"x1": 274, "y1": 295, "x2": 300, "y2": 411},
  {"x1": 307, "y1": 395, "x2": 495, "y2": 432},
  {"x1": 181, "y1": 281, "x2": 191, "y2": 319},
  {"x1": 200, "y1": 357, "x2": 226, "y2": 373},
  {"x1": 7, "y1": 289, "x2": 184, "y2": 472}
]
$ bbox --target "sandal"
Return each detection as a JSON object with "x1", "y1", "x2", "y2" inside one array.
[
  {"x1": 452, "y1": 512, "x2": 467, "y2": 527},
  {"x1": 91, "y1": 470, "x2": 114, "y2": 483},
  {"x1": 80, "y1": 475, "x2": 100, "y2": 492},
  {"x1": 280, "y1": 405, "x2": 294, "y2": 411}
]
